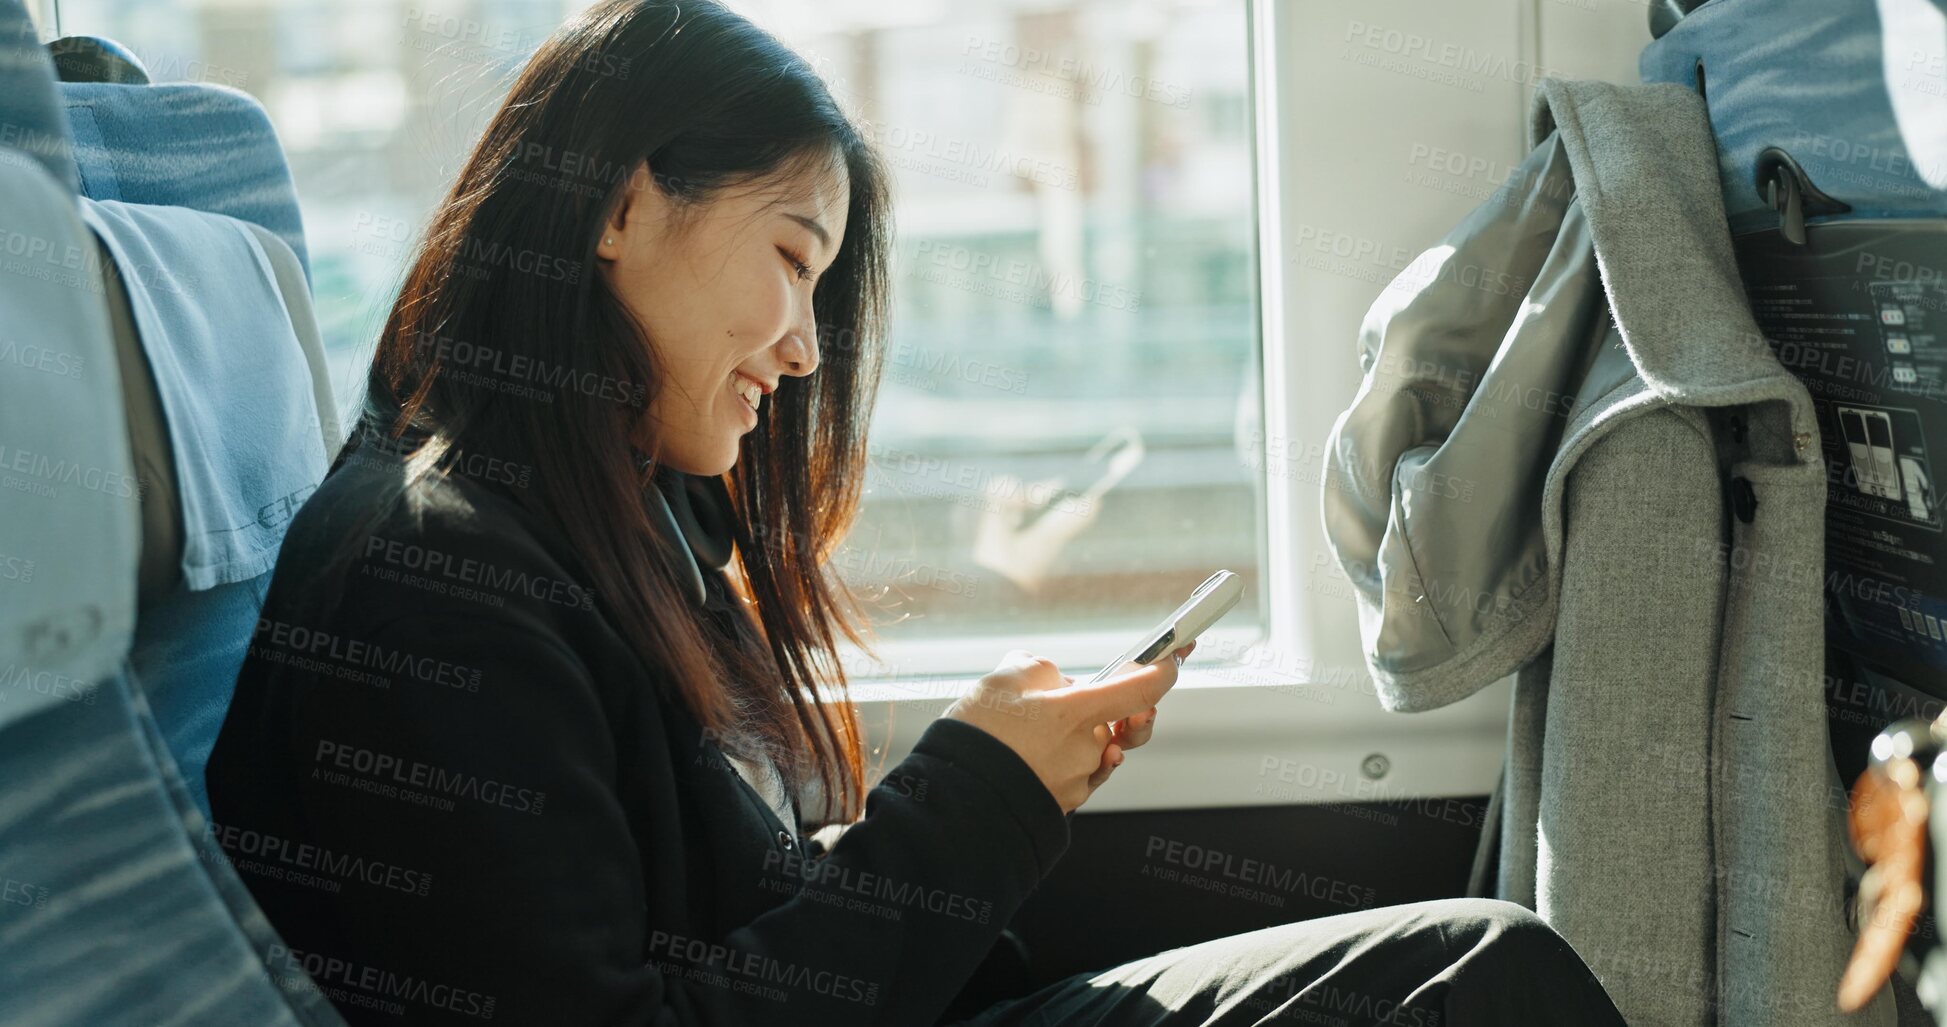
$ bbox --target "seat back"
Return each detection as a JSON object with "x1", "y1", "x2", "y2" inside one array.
[
  {"x1": 0, "y1": 48, "x2": 134, "y2": 717},
  {"x1": 1648, "y1": 18, "x2": 1947, "y2": 1020},
  {"x1": 1628, "y1": 7, "x2": 1947, "y2": 1017},
  {"x1": 1648, "y1": 0, "x2": 1947, "y2": 718},
  {"x1": 52, "y1": 39, "x2": 339, "y2": 818}
]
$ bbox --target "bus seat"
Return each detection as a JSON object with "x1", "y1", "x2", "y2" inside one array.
[
  {"x1": 1646, "y1": 0, "x2": 1947, "y2": 791},
  {"x1": 81, "y1": 196, "x2": 334, "y2": 818},
  {"x1": 1647, "y1": 0, "x2": 1947, "y2": 1020},
  {"x1": 0, "y1": 143, "x2": 137, "y2": 713},
  {"x1": 34, "y1": 28, "x2": 341, "y2": 818},
  {"x1": 46, "y1": 34, "x2": 148, "y2": 85}
]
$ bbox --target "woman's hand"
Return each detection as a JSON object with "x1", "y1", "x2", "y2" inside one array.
[
  {"x1": 943, "y1": 646, "x2": 1189, "y2": 813},
  {"x1": 1104, "y1": 641, "x2": 1193, "y2": 755},
  {"x1": 1087, "y1": 641, "x2": 1193, "y2": 790}
]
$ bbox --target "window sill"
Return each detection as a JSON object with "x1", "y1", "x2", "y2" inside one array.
[{"x1": 846, "y1": 664, "x2": 1511, "y2": 814}]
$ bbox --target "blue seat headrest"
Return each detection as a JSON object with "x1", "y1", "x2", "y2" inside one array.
[
  {"x1": 61, "y1": 82, "x2": 311, "y2": 275},
  {"x1": 1641, "y1": 0, "x2": 1947, "y2": 227}
]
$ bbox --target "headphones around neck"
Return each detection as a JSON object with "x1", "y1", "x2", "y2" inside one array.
[{"x1": 642, "y1": 459, "x2": 736, "y2": 606}]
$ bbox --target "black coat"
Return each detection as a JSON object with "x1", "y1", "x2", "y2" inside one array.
[{"x1": 207, "y1": 446, "x2": 1070, "y2": 1026}]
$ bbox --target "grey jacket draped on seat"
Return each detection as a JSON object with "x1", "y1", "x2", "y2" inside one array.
[{"x1": 1321, "y1": 79, "x2": 1890, "y2": 1026}]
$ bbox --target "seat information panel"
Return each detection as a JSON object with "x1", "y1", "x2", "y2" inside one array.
[{"x1": 1736, "y1": 220, "x2": 1947, "y2": 691}]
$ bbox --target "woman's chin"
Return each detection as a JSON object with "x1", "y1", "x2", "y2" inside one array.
[{"x1": 661, "y1": 444, "x2": 740, "y2": 478}]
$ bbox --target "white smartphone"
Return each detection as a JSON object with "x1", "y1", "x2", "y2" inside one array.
[{"x1": 1086, "y1": 570, "x2": 1244, "y2": 685}]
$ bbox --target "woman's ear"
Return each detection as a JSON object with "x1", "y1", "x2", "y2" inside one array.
[{"x1": 597, "y1": 159, "x2": 658, "y2": 263}]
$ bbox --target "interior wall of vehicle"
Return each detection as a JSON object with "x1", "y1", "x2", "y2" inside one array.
[{"x1": 991, "y1": 0, "x2": 1653, "y2": 988}]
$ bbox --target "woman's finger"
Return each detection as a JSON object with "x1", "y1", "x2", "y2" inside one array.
[
  {"x1": 1063, "y1": 657, "x2": 1180, "y2": 723},
  {"x1": 1114, "y1": 707, "x2": 1158, "y2": 750},
  {"x1": 1088, "y1": 743, "x2": 1124, "y2": 790}
]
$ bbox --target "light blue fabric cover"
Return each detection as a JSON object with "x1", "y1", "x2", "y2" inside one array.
[
  {"x1": 0, "y1": 157, "x2": 136, "y2": 689},
  {"x1": 77, "y1": 197, "x2": 328, "y2": 592},
  {"x1": 1641, "y1": 0, "x2": 1947, "y2": 229},
  {"x1": 63, "y1": 81, "x2": 310, "y2": 274}
]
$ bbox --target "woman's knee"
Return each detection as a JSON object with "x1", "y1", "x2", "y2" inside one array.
[
  {"x1": 1413, "y1": 898, "x2": 1575, "y2": 963},
  {"x1": 1454, "y1": 900, "x2": 1600, "y2": 977}
]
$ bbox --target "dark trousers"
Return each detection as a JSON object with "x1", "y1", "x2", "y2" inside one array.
[{"x1": 951, "y1": 898, "x2": 1626, "y2": 1027}]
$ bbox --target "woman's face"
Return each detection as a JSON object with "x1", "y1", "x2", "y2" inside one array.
[{"x1": 598, "y1": 157, "x2": 850, "y2": 476}]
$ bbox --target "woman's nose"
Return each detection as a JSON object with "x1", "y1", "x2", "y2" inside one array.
[{"x1": 778, "y1": 318, "x2": 820, "y2": 377}]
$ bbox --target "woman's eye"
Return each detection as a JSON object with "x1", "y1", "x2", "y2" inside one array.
[{"x1": 779, "y1": 248, "x2": 813, "y2": 283}]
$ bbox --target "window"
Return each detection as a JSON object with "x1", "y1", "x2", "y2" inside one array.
[
  {"x1": 54, "y1": 0, "x2": 1263, "y2": 680},
  {"x1": 752, "y1": 2, "x2": 1262, "y2": 680}
]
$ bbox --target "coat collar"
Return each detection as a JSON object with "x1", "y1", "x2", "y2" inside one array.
[{"x1": 1528, "y1": 77, "x2": 1818, "y2": 445}]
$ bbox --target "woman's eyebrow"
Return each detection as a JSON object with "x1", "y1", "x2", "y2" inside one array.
[{"x1": 782, "y1": 212, "x2": 831, "y2": 252}]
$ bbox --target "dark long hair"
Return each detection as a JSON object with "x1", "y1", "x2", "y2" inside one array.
[{"x1": 348, "y1": 0, "x2": 890, "y2": 821}]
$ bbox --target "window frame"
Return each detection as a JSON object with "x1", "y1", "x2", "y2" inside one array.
[{"x1": 844, "y1": 0, "x2": 1512, "y2": 814}]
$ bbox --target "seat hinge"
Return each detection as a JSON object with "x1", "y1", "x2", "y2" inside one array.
[{"x1": 1755, "y1": 148, "x2": 1851, "y2": 246}]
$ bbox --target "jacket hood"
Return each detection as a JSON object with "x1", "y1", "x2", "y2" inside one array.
[{"x1": 1322, "y1": 79, "x2": 1820, "y2": 711}]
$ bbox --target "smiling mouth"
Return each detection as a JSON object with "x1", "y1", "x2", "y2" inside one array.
[{"x1": 733, "y1": 373, "x2": 764, "y2": 414}]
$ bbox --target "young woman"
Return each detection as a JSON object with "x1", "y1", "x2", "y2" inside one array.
[{"x1": 207, "y1": 2, "x2": 1626, "y2": 1023}]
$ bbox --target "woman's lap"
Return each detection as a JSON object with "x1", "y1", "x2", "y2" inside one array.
[{"x1": 951, "y1": 898, "x2": 1625, "y2": 1027}]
